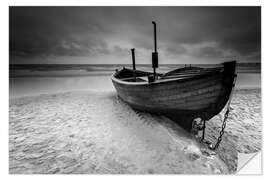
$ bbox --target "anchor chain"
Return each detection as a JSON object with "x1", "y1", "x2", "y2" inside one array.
[
  {"x1": 192, "y1": 105, "x2": 232, "y2": 150},
  {"x1": 211, "y1": 75, "x2": 237, "y2": 149},
  {"x1": 211, "y1": 106, "x2": 230, "y2": 150},
  {"x1": 193, "y1": 74, "x2": 237, "y2": 150}
]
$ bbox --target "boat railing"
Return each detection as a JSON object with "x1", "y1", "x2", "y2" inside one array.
[
  {"x1": 160, "y1": 67, "x2": 222, "y2": 79},
  {"x1": 119, "y1": 77, "x2": 148, "y2": 82}
]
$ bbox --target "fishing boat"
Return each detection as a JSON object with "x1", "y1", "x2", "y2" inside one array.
[{"x1": 111, "y1": 22, "x2": 237, "y2": 131}]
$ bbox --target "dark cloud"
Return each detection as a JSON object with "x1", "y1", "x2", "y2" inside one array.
[
  {"x1": 164, "y1": 44, "x2": 187, "y2": 57},
  {"x1": 112, "y1": 45, "x2": 130, "y2": 57},
  {"x1": 10, "y1": 7, "x2": 110, "y2": 58},
  {"x1": 9, "y1": 6, "x2": 260, "y2": 64},
  {"x1": 196, "y1": 46, "x2": 223, "y2": 58}
]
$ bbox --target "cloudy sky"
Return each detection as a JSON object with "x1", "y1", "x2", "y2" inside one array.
[{"x1": 9, "y1": 6, "x2": 260, "y2": 64}]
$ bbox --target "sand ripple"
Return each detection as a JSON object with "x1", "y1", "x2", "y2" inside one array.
[
  {"x1": 9, "y1": 89, "x2": 261, "y2": 174},
  {"x1": 10, "y1": 91, "x2": 231, "y2": 174},
  {"x1": 201, "y1": 89, "x2": 261, "y2": 172}
]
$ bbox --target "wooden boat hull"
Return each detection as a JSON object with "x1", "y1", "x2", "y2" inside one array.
[{"x1": 111, "y1": 61, "x2": 236, "y2": 131}]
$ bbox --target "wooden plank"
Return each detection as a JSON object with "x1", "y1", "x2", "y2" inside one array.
[
  {"x1": 112, "y1": 61, "x2": 235, "y2": 117},
  {"x1": 115, "y1": 74, "x2": 222, "y2": 93},
  {"x1": 114, "y1": 76, "x2": 222, "y2": 97},
  {"x1": 115, "y1": 83, "x2": 223, "y2": 110}
]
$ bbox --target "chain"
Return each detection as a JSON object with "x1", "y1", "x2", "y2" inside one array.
[
  {"x1": 211, "y1": 107, "x2": 230, "y2": 150},
  {"x1": 192, "y1": 74, "x2": 237, "y2": 150},
  {"x1": 210, "y1": 75, "x2": 237, "y2": 150}
]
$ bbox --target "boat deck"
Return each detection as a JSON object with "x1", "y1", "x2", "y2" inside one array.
[{"x1": 115, "y1": 66, "x2": 223, "y2": 83}]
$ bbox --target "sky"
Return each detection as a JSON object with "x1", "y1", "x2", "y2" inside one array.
[{"x1": 9, "y1": 6, "x2": 261, "y2": 64}]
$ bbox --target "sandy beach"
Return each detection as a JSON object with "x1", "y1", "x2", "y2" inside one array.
[
  {"x1": 9, "y1": 84, "x2": 261, "y2": 174},
  {"x1": 9, "y1": 6, "x2": 261, "y2": 174}
]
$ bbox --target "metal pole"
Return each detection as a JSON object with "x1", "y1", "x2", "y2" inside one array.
[
  {"x1": 131, "y1": 48, "x2": 136, "y2": 80},
  {"x1": 131, "y1": 48, "x2": 136, "y2": 71},
  {"x1": 152, "y1": 21, "x2": 157, "y2": 53},
  {"x1": 202, "y1": 119, "x2": 206, "y2": 141},
  {"x1": 152, "y1": 21, "x2": 158, "y2": 79}
]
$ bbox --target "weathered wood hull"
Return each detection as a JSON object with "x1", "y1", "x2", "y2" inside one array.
[{"x1": 112, "y1": 61, "x2": 236, "y2": 131}]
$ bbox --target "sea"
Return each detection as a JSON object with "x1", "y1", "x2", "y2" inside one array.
[{"x1": 9, "y1": 63, "x2": 261, "y2": 98}]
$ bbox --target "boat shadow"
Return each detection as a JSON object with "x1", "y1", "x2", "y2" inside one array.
[
  {"x1": 107, "y1": 92, "x2": 193, "y2": 139},
  {"x1": 107, "y1": 92, "x2": 238, "y2": 173}
]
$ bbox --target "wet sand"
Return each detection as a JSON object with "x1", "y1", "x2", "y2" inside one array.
[
  {"x1": 202, "y1": 89, "x2": 261, "y2": 172},
  {"x1": 9, "y1": 88, "x2": 261, "y2": 174}
]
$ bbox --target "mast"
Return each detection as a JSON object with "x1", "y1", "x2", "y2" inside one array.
[
  {"x1": 152, "y1": 21, "x2": 158, "y2": 79},
  {"x1": 131, "y1": 48, "x2": 136, "y2": 80}
]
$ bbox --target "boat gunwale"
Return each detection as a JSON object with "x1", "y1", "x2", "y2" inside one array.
[{"x1": 111, "y1": 69, "x2": 221, "y2": 86}]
